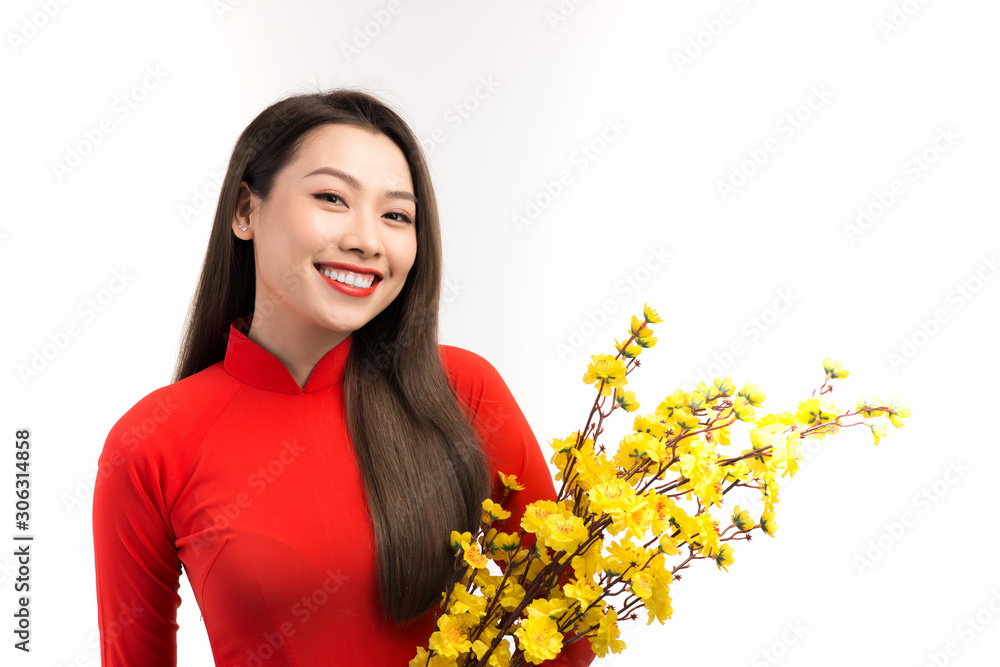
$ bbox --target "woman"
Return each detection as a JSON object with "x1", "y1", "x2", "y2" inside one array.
[{"x1": 92, "y1": 89, "x2": 595, "y2": 666}]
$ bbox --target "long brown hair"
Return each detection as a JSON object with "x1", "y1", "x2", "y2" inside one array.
[{"x1": 172, "y1": 89, "x2": 492, "y2": 623}]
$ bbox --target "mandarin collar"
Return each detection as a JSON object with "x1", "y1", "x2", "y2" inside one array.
[{"x1": 222, "y1": 316, "x2": 352, "y2": 394}]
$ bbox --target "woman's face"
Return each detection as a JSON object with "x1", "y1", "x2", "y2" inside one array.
[{"x1": 233, "y1": 123, "x2": 418, "y2": 345}]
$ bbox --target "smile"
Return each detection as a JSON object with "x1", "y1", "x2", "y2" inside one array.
[{"x1": 316, "y1": 265, "x2": 377, "y2": 289}]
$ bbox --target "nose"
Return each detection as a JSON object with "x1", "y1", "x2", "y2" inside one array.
[{"x1": 337, "y1": 206, "x2": 383, "y2": 258}]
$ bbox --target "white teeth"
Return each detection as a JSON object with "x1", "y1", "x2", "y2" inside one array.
[{"x1": 318, "y1": 266, "x2": 375, "y2": 289}]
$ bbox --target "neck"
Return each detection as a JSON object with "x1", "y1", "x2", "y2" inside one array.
[{"x1": 245, "y1": 313, "x2": 349, "y2": 389}]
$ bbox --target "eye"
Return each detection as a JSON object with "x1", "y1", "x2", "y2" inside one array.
[
  {"x1": 313, "y1": 192, "x2": 344, "y2": 205},
  {"x1": 385, "y1": 211, "x2": 415, "y2": 224}
]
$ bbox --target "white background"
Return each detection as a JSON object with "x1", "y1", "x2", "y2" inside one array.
[{"x1": 2, "y1": 0, "x2": 998, "y2": 665}]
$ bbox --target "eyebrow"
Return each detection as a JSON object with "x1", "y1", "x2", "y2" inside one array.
[{"x1": 303, "y1": 167, "x2": 418, "y2": 206}]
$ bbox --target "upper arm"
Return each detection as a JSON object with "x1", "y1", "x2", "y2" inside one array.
[{"x1": 92, "y1": 395, "x2": 184, "y2": 667}]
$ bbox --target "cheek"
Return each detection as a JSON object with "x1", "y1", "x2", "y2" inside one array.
[
  {"x1": 397, "y1": 234, "x2": 418, "y2": 276},
  {"x1": 255, "y1": 231, "x2": 314, "y2": 290}
]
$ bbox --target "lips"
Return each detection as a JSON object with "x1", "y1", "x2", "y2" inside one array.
[
  {"x1": 314, "y1": 262, "x2": 383, "y2": 288},
  {"x1": 314, "y1": 262, "x2": 383, "y2": 279}
]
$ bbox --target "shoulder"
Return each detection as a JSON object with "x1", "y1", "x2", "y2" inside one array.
[
  {"x1": 99, "y1": 361, "x2": 241, "y2": 474},
  {"x1": 437, "y1": 344, "x2": 524, "y2": 416},
  {"x1": 438, "y1": 344, "x2": 506, "y2": 393},
  {"x1": 437, "y1": 342, "x2": 534, "y2": 459}
]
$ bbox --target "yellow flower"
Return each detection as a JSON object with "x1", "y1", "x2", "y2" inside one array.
[
  {"x1": 629, "y1": 570, "x2": 654, "y2": 599},
  {"x1": 615, "y1": 389, "x2": 640, "y2": 412},
  {"x1": 525, "y1": 597, "x2": 571, "y2": 622},
  {"x1": 513, "y1": 614, "x2": 563, "y2": 664},
  {"x1": 450, "y1": 530, "x2": 472, "y2": 551},
  {"x1": 499, "y1": 581, "x2": 527, "y2": 611},
  {"x1": 447, "y1": 583, "x2": 487, "y2": 622},
  {"x1": 471, "y1": 628, "x2": 511, "y2": 666},
  {"x1": 548, "y1": 435, "x2": 578, "y2": 455},
  {"x1": 856, "y1": 396, "x2": 885, "y2": 418},
  {"x1": 460, "y1": 538, "x2": 489, "y2": 570},
  {"x1": 590, "y1": 607, "x2": 627, "y2": 657},
  {"x1": 428, "y1": 614, "x2": 472, "y2": 660},
  {"x1": 613, "y1": 432, "x2": 665, "y2": 467},
  {"x1": 887, "y1": 397, "x2": 911, "y2": 428},
  {"x1": 563, "y1": 577, "x2": 603, "y2": 607},
  {"x1": 632, "y1": 414, "x2": 666, "y2": 439},
  {"x1": 689, "y1": 514, "x2": 721, "y2": 556},
  {"x1": 676, "y1": 411, "x2": 700, "y2": 431},
  {"x1": 649, "y1": 494, "x2": 676, "y2": 535},
  {"x1": 491, "y1": 531, "x2": 522, "y2": 557},
  {"x1": 539, "y1": 511, "x2": 589, "y2": 554},
  {"x1": 755, "y1": 411, "x2": 794, "y2": 428},
  {"x1": 614, "y1": 337, "x2": 643, "y2": 359},
  {"x1": 643, "y1": 303, "x2": 663, "y2": 323},
  {"x1": 635, "y1": 332, "x2": 658, "y2": 348},
  {"x1": 582, "y1": 353, "x2": 628, "y2": 397},
  {"x1": 695, "y1": 381, "x2": 720, "y2": 403},
  {"x1": 498, "y1": 471, "x2": 526, "y2": 491},
  {"x1": 482, "y1": 498, "x2": 511, "y2": 523},
  {"x1": 606, "y1": 540, "x2": 650, "y2": 581},
  {"x1": 472, "y1": 633, "x2": 511, "y2": 667},
  {"x1": 822, "y1": 356, "x2": 849, "y2": 380},
  {"x1": 713, "y1": 542, "x2": 735, "y2": 572},
  {"x1": 733, "y1": 396, "x2": 756, "y2": 421},
  {"x1": 655, "y1": 388, "x2": 688, "y2": 420},
  {"x1": 867, "y1": 415, "x2": 891, "y2": 445},
  {"x1": 409, "y1": 647, "x2": 456, "y2": 667},
  {"x1": 794, "y1": 397, "x2": 837, "y2": 428},
  {"x1": 520, "y1": 500, "x2": 561, "y2": 536},
  {"x1": 571, "y1": 539, "x2": 605, "y2": 580},
  {"x1": 657, "y1": 532, "x2": 680, "y2": 557},
  {"x1": 629, "y1": 315, "x2": 652, "y2": 338},
  {"x1": 732, "y1": 505, "x2": 754, "y2": 531},
  {"x1": 760, "y1": 510, "x2": 778, "y2": 537},
  {"x1": 737, "y1": 381, "x2": 766, "y2": 407},
  {"x1": 587, "y1": 479, "x2": 637, "y2": 522},
  {"x1": 714, "y1": 377, "x2": 736, "y2": 397},
  {"x1": 751, "y1": 423, "x2": 802, "y2": 478}
]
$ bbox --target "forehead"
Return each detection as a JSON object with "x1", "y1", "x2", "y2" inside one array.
[{"x1": 290, "y1": 123, "x2": 412, "y2": 188}]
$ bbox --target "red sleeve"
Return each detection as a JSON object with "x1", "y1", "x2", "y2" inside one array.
[
  {"x1": 92, "y1": 397, "x2": 184, "y2": 666},
  {"x1": 443, "y1": 347, "x2": 597, "y2": 667}
]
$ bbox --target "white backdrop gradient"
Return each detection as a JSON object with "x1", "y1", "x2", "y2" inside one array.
[{"x1": 2, "y1": 1, "x2": 998, "y2": 665}]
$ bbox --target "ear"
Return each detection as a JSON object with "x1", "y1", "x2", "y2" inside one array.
[{"x1": 232, "y1": 182, "x2": 256, "y2": 240}]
